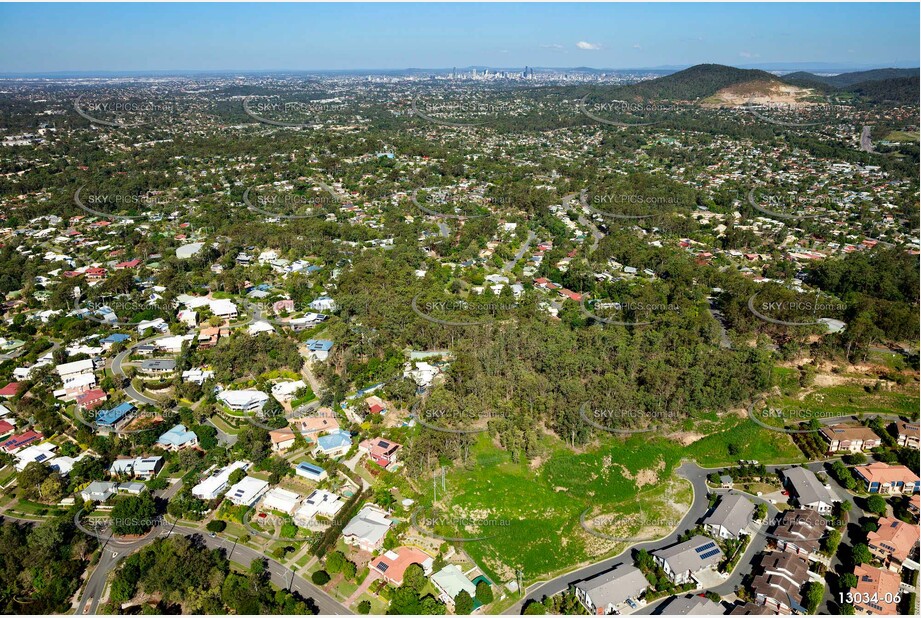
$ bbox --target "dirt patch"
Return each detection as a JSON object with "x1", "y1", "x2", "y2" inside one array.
[{"x1": 670, "y1": 431, "x2": 705, "y2": 446}]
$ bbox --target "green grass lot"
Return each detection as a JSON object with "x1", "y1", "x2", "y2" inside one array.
[
  {"x1": 208, "y1": 414, "x2": 241, "y2": 434},
  {"x1": 884, "y1": 130, "x2": 920, "y2": 143},
  {"x1": 765, "y1": 382, "x2": 919, "y2": 421},
  {"x1": 354, "y1": 593, "x2": 388, "y2": 614},
  {"x1": 428, "y1": 415, "x2": 804, "y2": 586}
]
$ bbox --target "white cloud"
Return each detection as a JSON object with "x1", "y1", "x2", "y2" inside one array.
[
  {"x1": 739, "y1": 51, "x2": 760, "y2": 59},
  {"x1": 576, "y1": 41, "x2": 602, "y2": 51},
  {"x1": 632, "y1": 43, "x2": 642, "y2": 50},
  {"x1": 540, "y1": 43, "x2": 564, "y2": 50}
]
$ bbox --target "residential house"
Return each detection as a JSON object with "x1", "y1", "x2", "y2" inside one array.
[
  {"x1": 342, "y1": 504, "x2": 393, "y2": 552},
  {"x1": 819, "y1": 424, "x2": 882, "y2": 453},
  {"x1": 293, "y1": 489, "x2": 344, "y2": 528},
  {"x1": 262, "y1": 487, "x2": 301, "y2": 515},
  {"x1": 365, "y1": 395, "x2": 387, "y2": 415},
  {"x1": 139, "y1": 358, "x2": 177, "y2": 377},
  {"x1": 309, "y1": 296, "x2": 337, "y2": 312},
  {"x1": 96, "y1": 402, "x2": 136, "y2": 429},
  {"x1": 226, "y1": 476, "x2": 270, "y2": 507},
  {"x1": 269, "y1": 428, "x2": 296, "y2": 452},
  {"x1": 157, "y1": 424, "x2": 198, "y2": 450},
  {"x1": 854, "y1": 462, "x2": 921, "y2": 495},
  {"x1": 295, "y1": 462, "x2": 327, "y2": 482},
  {"x1": 370, "y1": 547, "x2": 434, "y2": 586},
  {"x1": 895, "y1": 422, "x2": 920, "y2": 449},
  {"x1": 314, "y1": 429, "x2": 352, "y2": 458},
  {"x1": 751, "y1": 551, "x2": 809, "y2": 614},
  {"x1": 81, "y1": 481, "x2": 117, "y2": 502},
  {"x1": 290, "y1": 409, "x2": 340, "y2": 442},
  {"x1": 573, "y1": 563, "x2": 649, "y2": 615},
  {"x1": 192, "y1": 461, "x2": 250, "y2": 501},
  {"x1": 658, "y1": 595, "x2": 723, "y2": 615},
  {"x1": 867, "y1": 517, "x2": 920, "y2": 570},
  {"x1": 359, "y1": 437, "x2": 401, "y2": 469},
  {"x1": 305, "y1": 339, "x2": 334, "y2": 361},
  {"x1": 271, "y1": 380, "x2": 306, "y2": 402},
  {"x1": 850, "y1": 564, "x2": 901, "y2": 616},
  {"x1": 76, "y1": 388, "x2": 108, "y2": 411},
  {"x1": 652, "y1": 535, "x2": 724, "y2": 585},
  {"x1": 703, "y1": 493, "x2": 756, "y2": 539},
  {"x1": 431, "y1": 565, "x2": 477, "y2": 608},
  {"x1": 770, "y1": 508, "x2": 827, "y2": 557},
  {"x1": 0, "y1": 430, "x2": 43, "y2": 453},
  {"x1": 218, "y1": 390, "x2": 269, "y2": 412},
  {"x1": 109, "y1": 456, "x2": 164, "y2": 480},
  {"x1": 783, "y1": 467, "x2": 836, "y2": 514}
]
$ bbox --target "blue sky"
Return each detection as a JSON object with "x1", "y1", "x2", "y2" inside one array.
[{"x1": 0, "y1": 3, "x2": 917, "y2": 73}]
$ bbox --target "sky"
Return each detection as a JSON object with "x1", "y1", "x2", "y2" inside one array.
[{"x1": 0, "y1": 3, "x2": 918, "y2": 74}]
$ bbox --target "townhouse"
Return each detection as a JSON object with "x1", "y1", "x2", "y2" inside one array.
[
  {"x1": 702, "y1": 493, "x2": 756, "y2": 540},
  {"x1": 819, "y1": 424, "x2": 882, "y2": 453},
  {"x1": 572, "y1": 563, "x2": 649, "y2": 615},
  {"x1": 853, "y1": 462, "x2": 921, "y2": 495},
  {"x1": 652, "y1": 535, "x2": 724, "y2": 585}
]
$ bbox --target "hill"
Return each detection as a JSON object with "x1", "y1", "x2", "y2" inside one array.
[
  {"x1": 786, "y1": 68, "x2": 919, "y2": 88},
  {"x1": 615, "y1": 63, "x2": 783, "y2": 100}
]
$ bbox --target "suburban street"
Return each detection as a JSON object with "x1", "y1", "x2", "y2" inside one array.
[
  {"x1": 72, "y1": 479, "x2": 351, "y2": 615},
  {"x1": 504, "y1": 456, "x2": 855, "y2": 615}
]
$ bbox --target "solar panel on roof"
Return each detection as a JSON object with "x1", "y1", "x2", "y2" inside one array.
[
  {"x1": 694, "y1": 541, "x2": 717, "y2": 554},
  {"x1": 379, "y1": 440, "x2": 390, "y2": 448},
  {"x1": 699, "y1": 548, "x2": 721, "y2": 560},
  {"x1": 376, "y1": 562, "x2": 389, "y2": 572}
]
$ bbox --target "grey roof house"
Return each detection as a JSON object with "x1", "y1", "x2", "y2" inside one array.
[
  {"x1": 653, "y1": 535, "x2": 724, "y2": 585},
  {"x1": 703, "y1": 493, "x2": 756, "y2": 539},
  {"x1": 573, "y1": 563, "x2": 649, "y2": 615},
  {"x1": 783, "y1": 467, "x2": 835, "y2": 514}
]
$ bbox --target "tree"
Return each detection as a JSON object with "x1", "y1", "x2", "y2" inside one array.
[
  {"x1": 475, "y1": 580, "x2": 493, "y2": 605},
  {"x1": 312, "y1": 570, "x2": 330, "y2": 585},
  {"x1": 523, "y1": 600, "x2": 547, "y2": 614},
  {"x1": 18, "y1": 461, "x2": 50, "y2": 500},
  {"x1": 326, "y1": 550, "x2": 346, "y2": 574},
  {"x1": 228, "y1": 468, "x2": 246, "y2": 485},
  {"x1": 852, "y1": 543, "x2": 872, "y2": 565},
  {"x1": 839, "y1": 573, "x2": 858, "y2": 589},
  {"x1": 803, "y1": 582, "x2": 824, "y2": 614},
  {"x1": 110, "y1": 493, "x2": 158, "y2": 536},
  {"x1": 454, "y1": 590, "x2": 473, "y2": 615},
  {"x1": 39, "y1": 473, "x2": 64, "y2": 503},
  {"x1": 206, "y1": 519, "x2": 227, "y2": 533},
  {"x1": 357, "y1": 600, "x2": 371, "y2": 614},
  {"x1": 866, "y1": 495, "x2": 887, "y2": 516},
  {"x1": 402, "y1": 563, "x2": 427, "y2": 593}
]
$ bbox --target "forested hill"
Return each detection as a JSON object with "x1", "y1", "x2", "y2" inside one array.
[
  {"x1": 613, "y1": 63, "x2": 781, "y2": 100},
  {"x1": 785, "y1": 68, "x2": 919, "y2": 88}
]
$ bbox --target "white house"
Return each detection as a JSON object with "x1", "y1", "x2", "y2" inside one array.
[
  {"x1": 192, "y1": 461, "x2": 250, "y2": 501},
  {"x1": 218, "y1": 390, "x2": 269, "y2": 412},
  {"x1": 262, "y1": 487, "x2": 301, "y2": 515},
  {"x1": 225, "y1": 476, "x2": 269, "y2": 507}
]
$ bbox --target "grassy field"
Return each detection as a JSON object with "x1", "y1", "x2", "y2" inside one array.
[
  {"x1": 422, "y1": 411, "x2": 803, "y2": 587},
  {"x1": 884, "y1": 130, "x2": 920, "y2": 142},
  {"x1": 766, "y1": 382, "x2": 920, "y2": 420}
]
